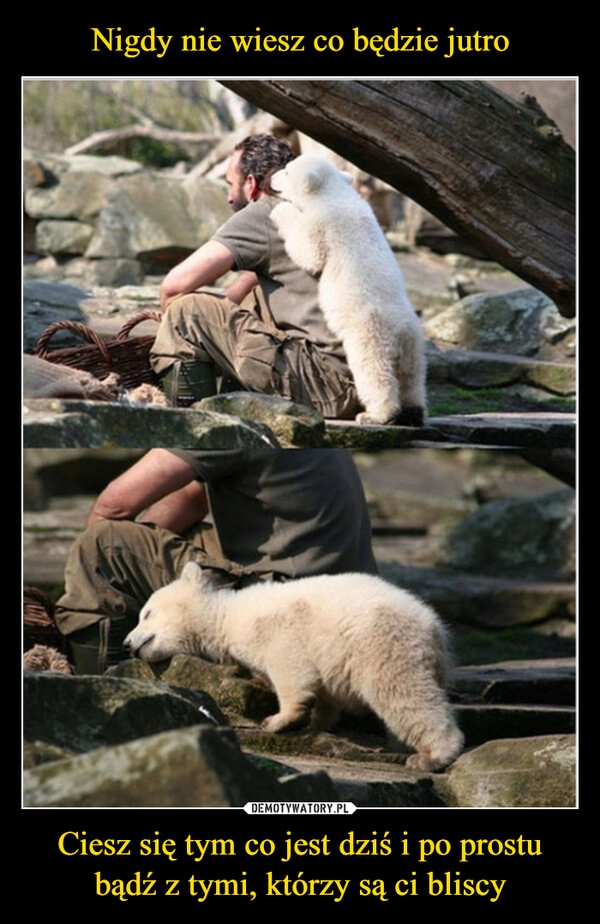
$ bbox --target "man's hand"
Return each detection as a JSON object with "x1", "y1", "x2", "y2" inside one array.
[
  {"x1": 160, "y1": 240, "x2": 236, "y2": 311},
  {"x1": 87, "y1": 449, "x2": 208, "y2": 534}
]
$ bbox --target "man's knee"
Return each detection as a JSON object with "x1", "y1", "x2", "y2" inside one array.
[
  {"x1": 166, "y1": 293, "x2": 207, "y2": 322},
  {"x1": 166, "y1": 292, "x2": 229, "y2": 335},
  {"x1": 77, "y1": 518, "x2": 142, "y2": 553},
  {"x1": 151, "y1": 293, "x2": 225, "y2": 377}
]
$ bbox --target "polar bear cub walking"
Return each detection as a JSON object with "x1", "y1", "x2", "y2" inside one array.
[
  {"x1": 124, "y1": 563, "x2": 463, "y2": 771},
  {"x1": 270, "y1": 154, "x2": 427, "y2": 426}
]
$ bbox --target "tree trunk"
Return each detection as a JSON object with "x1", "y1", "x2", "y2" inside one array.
[{"x1": 220, "y1": 80, "x2": 575, "y2": 317}]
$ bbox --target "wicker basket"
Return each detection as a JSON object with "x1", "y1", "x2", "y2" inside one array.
[
  {"x1": 35, "y1": 311, "x2": 163, "y2": 391},
  {"x1": 23, "y1": 586, "x2": 68, "y2": 654}
]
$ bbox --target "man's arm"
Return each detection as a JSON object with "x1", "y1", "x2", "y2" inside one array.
[
  {"x1": 137, "y1": 482, "x2": 209, "y2": 535},
  {"x1": 87, "y1": 448, "x2": 208, "y2": 534},
  {"x1": 224, "y1": 270, "x2": 259, "y2": 305},
  {"x1": 160, "y1": 240, "x2": 236, "y2": 311}
]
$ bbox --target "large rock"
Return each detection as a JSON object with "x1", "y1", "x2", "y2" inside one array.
[
  {"x1": 26, "y1": 170, "x2": 113, "y2": 221},
  {"x1": 425, "y1": 288, "x2": 575, "y2": 362},
  {"x1": 23, "y1": 724, "x2": 338, "y2": 807},
  {"x1": 23, "y1": 673, "x2": 224, "y2": 752},
  {"x1": 433, "y1": 734, "x2": 576, "y2": 807},
  {"x1": 23, "y1": 400, "x2": 280, "y2": 449},
  {"x1": 441, "y1": 489, "x2": 575, "y2": 580},
  {"x1": 112, "y1": 653, "x2": 278, "y2": 724},
  {"x1": 24, "y1": 151, "x2": 143, "y2": 270},
  {"x1": 198, "y1": 393, "x2": 326, "y2": 448},
  {"x1": 35, "y1": 219, "x2": 95, "y2": 256},
  {"x1": 23, "y1": 280, "x2": 90, "y2": 351},
  {"x1": 23, "y1": 396, "x2": 577, "y2": 452},
  {"x1": 377, "y1": 561, "x2": 574, "y2": 628},
  {"x1": 427, "y1": 346, "x2": 576, "y2": 395},
  {"x1": 454, "y1": 658, "x2": 575, "y2": 706},
  {"x1": 24, "y1": 149, "x2": 143, "y2": 182},
  {"x1": 24, "y1": 151, "x2": 231, "y2": 280},
  {"x1": 85, "y1": 172, "x2": 230, "y2": 270}
]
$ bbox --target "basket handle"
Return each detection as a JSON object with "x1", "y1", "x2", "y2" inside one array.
[
  {"x1": 116, "y1": 311, "x2": 163, "y2": 341},
  {"x1": 35, "y1": 320, "x2": 112, "y2": 363}
]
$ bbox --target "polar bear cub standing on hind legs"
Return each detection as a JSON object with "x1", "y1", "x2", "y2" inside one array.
[
  {"x1": 270, "y1": 154, "x2": 427, "y2": 426},
  {"x1": 124, "y1": 563, "x2": 464, "y2": 771}
]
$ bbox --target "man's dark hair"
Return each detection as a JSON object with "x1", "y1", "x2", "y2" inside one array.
[{"x1": 234, "y1": 134, "x2": 296, "y2": 191}]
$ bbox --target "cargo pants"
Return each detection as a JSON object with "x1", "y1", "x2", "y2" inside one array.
[
  {"x1": 149, "y1": 287, "x2": 361, "y2": 419},
  {"x1": 54, "y1": 519, "x2": 286, "y2": 674}
]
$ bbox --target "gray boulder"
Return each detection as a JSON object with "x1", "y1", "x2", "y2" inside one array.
[
  {"x1": 23, "y1": 724, "x2": 337, "y2": 807},
  {"x1": 24, "y1": 151, "x2": 231, "y2": 282},
  {"x1": 425, "y1": 288, "x2": 575, "y2": 361},
  {"x1": 433, "y1": 734, "x2": 575, "y2": 807},
  {"x1": 378, "y1": 562, "x2": 574, "y2": 628},
  {"x1": 197, "y1": 393, "x2": 326, "y2": 448},
  {"x1": 113, "y1": 653, "x2": 278, "y2": 724},
  {"x1": 26, "y1": 170, "x2": 113, "y2": 221},
  {"x1": 441, "y1": 488, "x2": 575, "y2": 580},
  {"x1": 23, "y1": 673, "x2": 224, "y2": 752},
  {"x1": 35, "y1": 219, "x2": 95, "y2": 256},
  {"x1": 24, "y1": 149, "x2": 143, "y2": 182},
  {"x1": 85, "y1": 172, "x2": 230, "y2": 270},
  {"x1": 23, "y1": 400, "x2": 281, "y2": 450},
  {"x1": 23, "y1": 280, "x2": 92, "y2": 351}
]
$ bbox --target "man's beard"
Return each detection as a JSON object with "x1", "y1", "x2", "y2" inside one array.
[{"x1": 230, "y1": 192, "x2": 249, "y2": 212}]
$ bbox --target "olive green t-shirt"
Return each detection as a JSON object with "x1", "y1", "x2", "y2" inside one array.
[{"x1": 171, "y1": 448, "x2": 377, "y2": 579}]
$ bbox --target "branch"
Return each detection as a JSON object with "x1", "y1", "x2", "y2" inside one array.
[{"x1": 65, "y1": 124, "x2": 221, "y2": 157}]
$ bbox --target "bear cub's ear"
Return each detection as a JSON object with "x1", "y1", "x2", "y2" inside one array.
[
  {"x1": 303, "y1": 166, "x2": 326, "y2": 195},
  {"x1": 180, "y1": 561, "x2": 207, "y2": 586}
]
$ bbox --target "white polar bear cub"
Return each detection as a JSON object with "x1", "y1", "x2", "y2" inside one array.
[
  {"x1": 270, "y1": 154, "x2": 427, "y2": 426},
  {"x1": 124, "y1": 563, "x2": 463, "y2": 771}
]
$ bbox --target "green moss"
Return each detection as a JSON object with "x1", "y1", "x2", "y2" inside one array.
[
  {"x1": 452, "y1": 625, "x2": 575, "y2": 665},
  {"x1": 428, "y1": 386, "x2": 575, "y2": 417}
]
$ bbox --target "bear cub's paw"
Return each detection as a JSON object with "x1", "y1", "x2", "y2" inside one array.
[{"x1": 356, "y1": 406, "x2": 425, "y2": 427}]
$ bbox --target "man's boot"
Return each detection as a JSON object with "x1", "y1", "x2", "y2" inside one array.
[{"x1": 160, "y1": 360, "x2": 217, "y2": 408}]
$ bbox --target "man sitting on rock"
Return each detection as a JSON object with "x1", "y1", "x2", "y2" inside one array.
[
  {"x1": 54, "y1": 448, "x2": 377, "y2": 674},
  {"x1": 150, "y1": 134, "x2": 361, "y2": 418}
]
